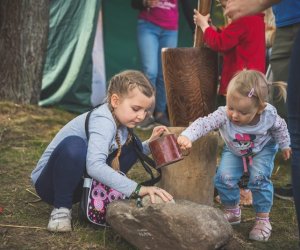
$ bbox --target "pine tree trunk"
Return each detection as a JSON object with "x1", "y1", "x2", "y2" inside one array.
[{"x1": 0, "y1": 0, "x2": 49, "y2": 104}]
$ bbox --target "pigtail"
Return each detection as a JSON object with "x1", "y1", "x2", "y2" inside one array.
[
  {"x1": 126, "y1": 130, "x2": 132, "y2": 145},
  {"x1": 271, "y1": 81, "x2": 287, "y2": 102},
  {"x1": 110, "y1": 130, "x2": 133, "y2": 171},
  {"x1": 111, "y1": 130, "x2": 121, "y2": 171}
]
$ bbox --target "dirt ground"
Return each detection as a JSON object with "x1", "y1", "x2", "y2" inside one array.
[{"x1": 0, "y1": 102, "x2": 299, "y2": 249}]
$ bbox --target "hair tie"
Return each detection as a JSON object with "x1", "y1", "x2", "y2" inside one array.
[{"x1": 248, "y1": 88, "x2": 255, "y2": 98}]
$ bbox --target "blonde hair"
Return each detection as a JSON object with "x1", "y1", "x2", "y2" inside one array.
[
  {"x1": 264, "y1": 8, "x2": 276, "y2": 48},
  {"x1": 106, "y1": 70, "x2": 155, "y2": 171},
  {"x1": 227, "y1": 69, "x2": 287, "y2": 110}
]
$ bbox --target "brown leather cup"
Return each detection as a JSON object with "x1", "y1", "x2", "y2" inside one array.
[{"x1": 149, "y1": 133, "x2": 184, "y2": 168}]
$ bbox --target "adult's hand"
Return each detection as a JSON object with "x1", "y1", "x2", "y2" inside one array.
[{"x1": 224, "y1": 0, "x2": 280, "y2": 20}]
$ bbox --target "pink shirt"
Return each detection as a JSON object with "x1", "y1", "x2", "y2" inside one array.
[{"x1": 138, "y1": 0, "x2": 178, "y2": 30}]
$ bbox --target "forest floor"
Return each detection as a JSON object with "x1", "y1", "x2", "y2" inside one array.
[{"x1": 0, "y1": 101, "x2": 299, "y2": 249}]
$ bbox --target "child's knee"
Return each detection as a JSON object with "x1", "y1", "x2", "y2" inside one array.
[
  {"x1": 61, "y1": 136, "x2": 87, "y2": 160},
  {"x1": 248, "y1": 173, "x2": 270, "y2": 188},
  {"x1": 214, "y1": 172, "x2": 236, "y2": 189}
]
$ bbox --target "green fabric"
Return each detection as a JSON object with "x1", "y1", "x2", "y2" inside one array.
[
  {"x1": 39, "y1": 0, "x2": 223, "y2": 113},
  {"x1": 39, "y1": 0, "x2": 101, "y2": 113},
  {"x1": 102, "y1": 0, "x2": 195, "y2": 81},
  {"x1": 102, "y1": 0, "x2": 224, "y2": 81}
]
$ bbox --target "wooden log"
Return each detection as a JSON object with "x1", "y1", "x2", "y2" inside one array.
[
  {"x1": 162, "y1": 0, "x2": 218, "y2": 127},
  {"x1": 159, "y1": 127, "x2": 218, "y2": 206},
  {"x1": 162, "y1": 47, "x2": 218, "y2": 126}
]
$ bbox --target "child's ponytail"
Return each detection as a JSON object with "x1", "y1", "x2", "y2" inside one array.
[
  {"x1": 271, "y1": 81, "x2": 287, "y2": 103},
  {"x1": 110, "y1": 130, "x2": 133, "y2": 171},
  {"x1": 111, "y1": 131, "x2": 121, "y2": 171}
]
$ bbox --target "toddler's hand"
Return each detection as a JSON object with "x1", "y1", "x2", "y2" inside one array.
[
  {"x1": 148, "y1": 126, "x2": 169, "y2": 142},
  {"x1": 177, "y1": 135, "x2": 192, "y2": 151},
  {"x1": 282, "y1": 147, "x2": 292, "y2": 161}
]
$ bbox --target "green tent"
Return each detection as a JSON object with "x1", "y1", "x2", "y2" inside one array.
[{"x1": 39, "y1": 0, "x2": 222, "y2": 113}]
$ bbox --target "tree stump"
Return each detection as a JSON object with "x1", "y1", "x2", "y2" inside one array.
[{"x1": 159, "y1": 127, "x2": 218, "y2": 206}]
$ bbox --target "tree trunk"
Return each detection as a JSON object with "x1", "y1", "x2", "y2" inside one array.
[{"x1": 0, "y1": 0, "x2": 49, "y2": 104}]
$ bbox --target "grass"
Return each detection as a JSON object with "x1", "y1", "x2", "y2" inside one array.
[{"x1": 0, "y1": 101, "x2": 299, "y2": 249}]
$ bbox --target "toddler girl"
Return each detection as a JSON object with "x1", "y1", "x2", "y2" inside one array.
[{"x1": 177, "y1": 69, "x2": 291, "y2": 242}]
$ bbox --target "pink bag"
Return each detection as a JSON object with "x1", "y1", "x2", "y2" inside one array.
[{"x1": 81, "y1": 174, "x2": 125, "y2": 226}]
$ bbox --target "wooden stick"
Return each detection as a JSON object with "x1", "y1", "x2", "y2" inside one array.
[
  {"x1": 25, "y1": 188, "x2": 41, "y2": 199},
  {"x1": 0, "y1": 223, "x2": 46, "y2": 230}
]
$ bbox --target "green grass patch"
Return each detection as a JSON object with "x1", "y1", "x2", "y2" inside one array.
[{"x1": 0, "y1": 101, "x2": 298, "y2": 249}]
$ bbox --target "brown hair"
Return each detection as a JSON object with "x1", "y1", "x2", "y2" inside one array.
[
  {"x1": 227, "y1": 69, "x2": 287, "y2": 110},
  {"x1": 107, "y1": 70, "x2": 155, "y2": 171}
]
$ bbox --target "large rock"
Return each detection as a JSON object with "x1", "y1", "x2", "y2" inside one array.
[{"x1": 106, "y1": 199, "x2": 233, "y2": 250}]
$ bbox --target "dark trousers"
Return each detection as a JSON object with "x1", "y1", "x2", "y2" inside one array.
[
  {"x1": 288, "y1": 29, "x2": 300, "y2": 240},
  {"x1": 35, "y1": 136, "x2": 87, "y2": 209},
  {"x1": 35, "y1": 135, "x2": 142, "y2": 209}
]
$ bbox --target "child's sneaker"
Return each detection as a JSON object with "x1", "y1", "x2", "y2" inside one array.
[
  {"x1": 224, "y1": 207, "x2": 241, "y2": 225},
  {"x1": 47, "y1": 207, "x2": 72, "y2": 232},
  {"x1": 249, "y1": 219, "x2": 272, "y2": 241}
]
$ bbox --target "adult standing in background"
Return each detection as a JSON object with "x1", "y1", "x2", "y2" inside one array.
[
  {"x1": 225, "y1": 0, "x2": 300, "y2": 247},
  {"x1": 269, "y1": 0, "x2": 300, "y2": 200},
  {"x1": 131, "y1": 0, "x2": 194, "y2": 130}
]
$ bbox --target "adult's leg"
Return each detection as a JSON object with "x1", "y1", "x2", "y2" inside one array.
[
  {"x1": 155, "y1": 29, "x2": 178, "y2": 114},
  {"x1": 137, "y1": 20, "x2": 160, "y2": 89},
  {"x1": 270, "y1": 23, "x2": 300, "y2": 119},
  {"x1": 35, "y1": 136, "x2": 87, "y2": 209},
  {"x1": 271, "y1": 23, "x2": 300, "y2": 200},
  {"x1": 288, "y1": 29, "x2": 300, "y2": 242}
]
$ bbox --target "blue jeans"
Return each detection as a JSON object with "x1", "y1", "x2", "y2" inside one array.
[
  {"x1": 137, "y1": 19, "x2": 178, "y2": 113},
  {"x1": 288, "y1": 29, "x2": 300, "y2": 239},
  {"x1": 215, "y1": 142, "x2": 278, "y2": 213}
]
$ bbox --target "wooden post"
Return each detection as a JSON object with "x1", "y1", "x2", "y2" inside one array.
[
  {"x1": 159, "y1": 127, "x2": 218, "y2": 206},
  {"x1": 160, "y1": 0, "x2": 218, "y2": 205},
  {"x1": 162, "y1": 0, "x2": 217, "y2": 127},
  {"x1": 162, "y1": 48, "x2": 218, "y2": 126}
]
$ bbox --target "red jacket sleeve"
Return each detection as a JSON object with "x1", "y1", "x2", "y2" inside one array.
[{"x1": 203, "y1": 19, "x2": 246, "y2": 53}]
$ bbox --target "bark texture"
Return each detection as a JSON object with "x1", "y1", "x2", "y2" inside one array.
[{"x1": 0, "y1": 0, "x2": 49, "y2": 104}]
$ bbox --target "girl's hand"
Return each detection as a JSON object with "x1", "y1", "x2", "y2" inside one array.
[
  {"x1": 177, "y1": 135, "x2": 192, "y2": 151},
  {"x1": 282, "y1": 147, "x2": 292, "y2": 161},
  {"x1": 148, "y1": 125, "x2": 169, "y2": 142},
  {"x1": 139, "y1": 186, "x2": 173, "y2": 203},
  {"x1": 193, "y1": 9, "x2": 210, "y2": 32}
]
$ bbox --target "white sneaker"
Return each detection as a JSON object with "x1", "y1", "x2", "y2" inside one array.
[{"x1": 47, "y1": 207, "x2": 72, "y2": 232}]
